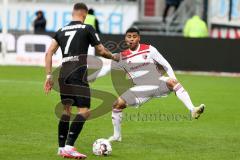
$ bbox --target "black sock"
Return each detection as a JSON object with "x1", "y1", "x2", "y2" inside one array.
[
  {"x1": 58, "y1": 114, "x2": 70, "y2": 147},
  {"x1": 66, "y1": 114, "x2": 86, "y2": 146}
]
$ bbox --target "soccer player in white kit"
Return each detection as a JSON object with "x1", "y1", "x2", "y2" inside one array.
[{"x1": 94, "y1": 28, "x2": 205, "y2": 142}]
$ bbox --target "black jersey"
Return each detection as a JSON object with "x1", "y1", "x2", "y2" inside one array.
[
  {"x1": 54, "y1": 21, "x2": 100, "y2": 107},
  {"x1": 53, "y1": 21, "x2": 101, "y2": 58}
]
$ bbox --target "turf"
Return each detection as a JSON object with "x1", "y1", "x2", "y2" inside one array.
[{"x1": 0, "y1": 66, "x2": 240, "y2": 160}]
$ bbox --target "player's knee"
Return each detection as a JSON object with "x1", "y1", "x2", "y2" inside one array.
[
  {"x1": 63, "y1": 106, "x2": 72, "y2": 116},
  {"x1": 113, "y1": 98, "x2": 126, "y2": 110},
  {"x1": 77, "y1": 108, "x2": 90, "y2": 119},
  {"x1": 166, "y1": 78, "x2": 179, "y2": 90},
  {"x1": 83, "y1": 110, "x2": 90, "y2": 119}
]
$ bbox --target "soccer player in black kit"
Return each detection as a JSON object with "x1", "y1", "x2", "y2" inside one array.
[{"x1": 44, "y1": 3, "x2": 115, "y2": 159}]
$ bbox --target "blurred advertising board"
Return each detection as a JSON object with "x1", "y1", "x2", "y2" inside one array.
[
  {"x1": 0, "y1": 2, "x2": 138, "y2": 34},
  {"x1": 209, "y1": 0, "x2": 240, "y2": 39}
]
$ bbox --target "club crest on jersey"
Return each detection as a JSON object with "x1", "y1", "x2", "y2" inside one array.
[{"x1": 143, "y1": 55, "x2": 148, "y2": 60}]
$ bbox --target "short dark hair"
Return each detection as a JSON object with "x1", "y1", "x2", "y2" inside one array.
[
  {"x1": 73, "y1": 3, "x2": 88, "y2": 12},
  {"x1": 36, "y1": 10, "x2": 43, "y2": 16},
  {"x1": 88, "y1": 8, "x2": 94, "y2": 15},
  {"x1": 126, "y1": 27, "x2": 140, "y2": 35}
]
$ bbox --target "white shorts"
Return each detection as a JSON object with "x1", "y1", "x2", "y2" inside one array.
[{"x1": 120, "y1": 76, "x2": 171, "y2": 107}]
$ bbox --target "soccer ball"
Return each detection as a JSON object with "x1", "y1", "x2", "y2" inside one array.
[{"x1": 92, "y1": 138, "x2": 112, "y2": 156}]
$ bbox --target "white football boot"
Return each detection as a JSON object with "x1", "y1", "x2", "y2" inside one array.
[
  {"x1": 108, "y1": 135, "x2": 122, "y2": 142},
  {"x1": 191, "y1": 104, "x2": 205, "y2": 119}
]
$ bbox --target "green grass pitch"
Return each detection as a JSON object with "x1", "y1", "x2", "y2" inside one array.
[{"x1": 0, "y1": 66, "x2": 240, "y2": 160}]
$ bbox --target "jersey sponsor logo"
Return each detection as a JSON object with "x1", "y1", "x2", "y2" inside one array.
[
  {"x1": 122, "y1": 50, "x2": 150, "y2": 60},
  {"x1": 129, "y1": 62, "x2": 150, "y2": 71},
  {"x1": 62, "y1": 56, "x2": 79, "y2": 63}
]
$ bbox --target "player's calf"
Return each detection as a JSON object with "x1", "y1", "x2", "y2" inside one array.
[
  {"x1": 58, "y1": 105, "x2": 72, "y2": 152},
  {"x1": 172, "y1": 80, "x2": 196, "y2": 112},
  {"x1": 168, "y1": 79, "x2": 206, "y2": 119},
  {"x1": 109, "y1": 97, "x2": 126, "y2": 142}
]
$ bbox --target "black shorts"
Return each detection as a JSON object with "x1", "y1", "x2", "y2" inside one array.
[
  {"x1": 58, "y1": 62, "x2": 90, "y2": 108},
  {"x1": 60, "y1": 93, "x2": 90, "y2": 108}
]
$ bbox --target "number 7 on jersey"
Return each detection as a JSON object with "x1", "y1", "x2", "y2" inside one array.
[{"x1": 64, "y1": 30, "x2": 77, "y2": 55}]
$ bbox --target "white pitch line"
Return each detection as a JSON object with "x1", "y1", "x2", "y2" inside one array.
[
  {"x1": 1, "y1": 70, "x2": 239, "y2": 86},
  {"x1": 0, "y1": 79, "x2": 43, "y2": 85},
  {"x1": 0, "y1": 79, "x2": 114, "y2": 89},
  {"x1": 176, "y1": 71, "x2": 240, "y2": 78}
]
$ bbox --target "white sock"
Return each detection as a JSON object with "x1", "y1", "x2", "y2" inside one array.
[
  {"x1": 59, "y1": 147, "x2": 64, "y2": 150},
  {"x1": 64, "y1": 145, "x2": 74, "y2": 151},
  {"x1": 174, "y1": 83, "x2": 195, "y2": 112},
  {"x1": 112, "y1": 109, "x2": 123, "y2": 138},
  {"x1": 58, "y1": 147, "x2": 64, "y2": 154}
]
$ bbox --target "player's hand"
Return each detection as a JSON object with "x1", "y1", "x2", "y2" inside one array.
[
  {"x1": 112, "y1": 53, "x2": 120, "y2": 62},
  {"x1": 44, "y1": 76, "x2": 54, "y2": 94}
]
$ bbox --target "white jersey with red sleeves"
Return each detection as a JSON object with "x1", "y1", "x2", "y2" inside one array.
[{"x1": 119, "y1": 43, "x2": 176, "y2": 85}]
